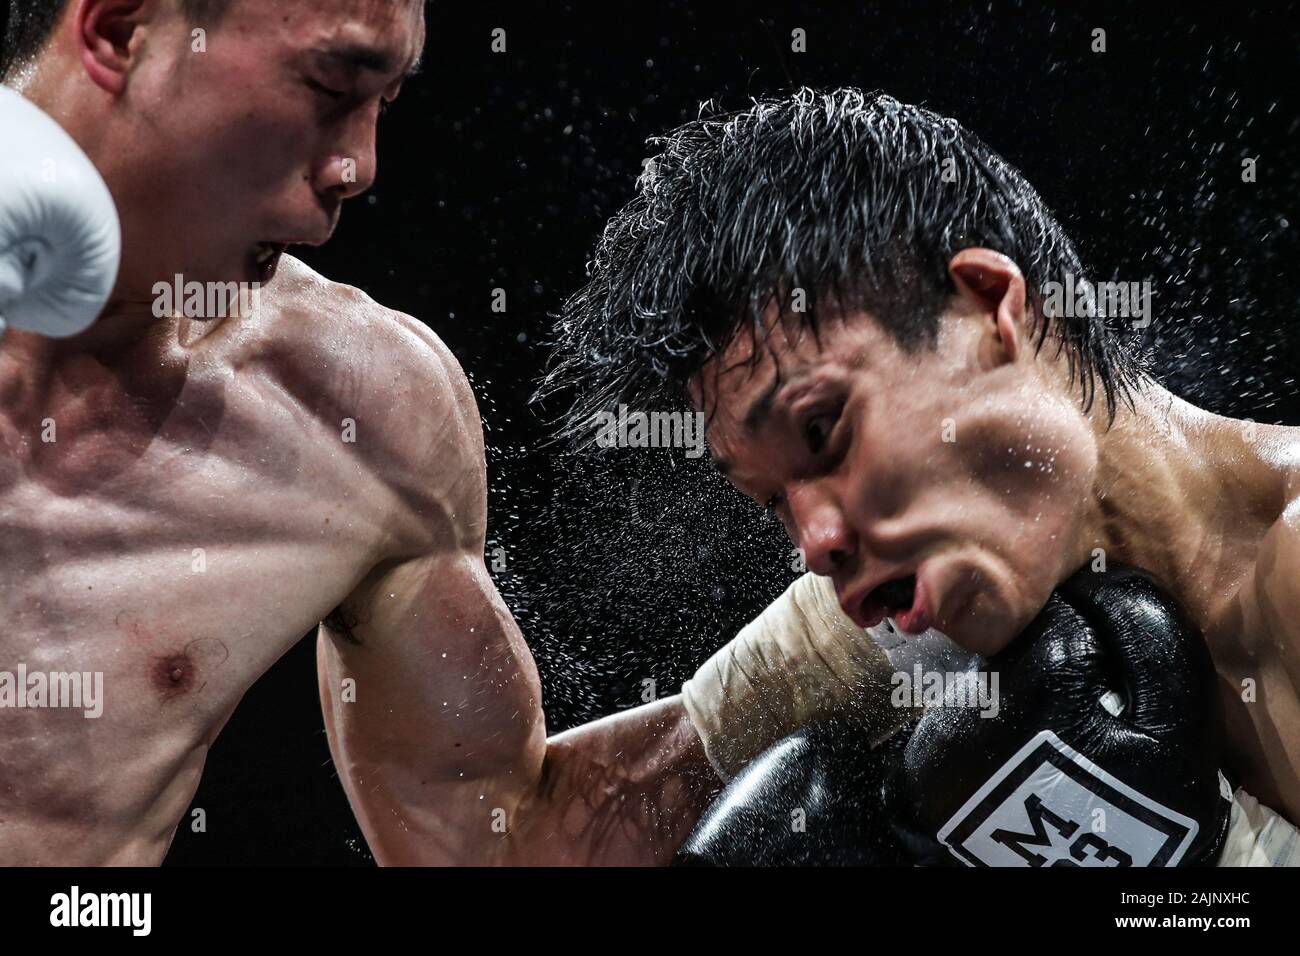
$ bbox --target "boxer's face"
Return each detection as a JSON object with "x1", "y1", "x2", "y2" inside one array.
[
  {"x1": 692, "y1": 281, "x2": 1100, "y2": 655},
  {"x1": 97, "y1": 0, "x2": 424, "y2": 297}
]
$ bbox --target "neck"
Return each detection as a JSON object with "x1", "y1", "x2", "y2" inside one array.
[
  {"x1": 1077, "y1": 380, "x2": 1287, "y2": 621},
  {"x1": 12, "y1": 54, "x2": 187, "y2": 356},
  {"x1": 68, "y1": 301, "x2": 163, "y2": 349}
]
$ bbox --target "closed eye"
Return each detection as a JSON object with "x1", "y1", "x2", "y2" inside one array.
[{"x1": 305, "y1": 78, "x2": 346, "y2": 99}]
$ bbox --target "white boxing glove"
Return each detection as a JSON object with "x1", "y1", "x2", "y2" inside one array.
[
  {"x1": 682, "y1": 572, "x2": 908, "y2": 780},
  {"x1": 0, "y1": 84, "x2": 120, "y2": 339}
]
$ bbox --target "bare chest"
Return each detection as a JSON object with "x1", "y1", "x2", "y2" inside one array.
[{"x1": 0, "y1": 376, "x2": 387, "y2": 739}]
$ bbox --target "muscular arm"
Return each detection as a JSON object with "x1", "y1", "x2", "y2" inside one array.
[
  {"x1": 316, "y1": 316, "x2": 718, "y2": 865},
  {"x1": 318, "y1": 553, "x2": 717, "y2": 865},
  {"x1": 1223, "y1": 493, "x2": 1300, "y2": 822}
]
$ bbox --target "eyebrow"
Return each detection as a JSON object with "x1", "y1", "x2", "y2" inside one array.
[
  {"x1": 709, "y1": 369, "x2": 785, "y2": 476},
  {"x1": 742, "y1": 370, "x2": 786, "y2": 433},
  {"x1": 322, "y1": 45, "x2": 424, "y2": 80}
]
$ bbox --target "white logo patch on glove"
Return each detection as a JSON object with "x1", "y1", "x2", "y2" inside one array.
[{"x1": 937, "y1": 730, "x2": 1200, "y2": 867}]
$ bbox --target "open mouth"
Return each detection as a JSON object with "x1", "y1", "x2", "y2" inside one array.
[
  {"x1": 850, "y1": 571, "x2": 931, "y2": 634},
  {"x1": 865, "y1": 574, "x2": 917, "y2": 621}
]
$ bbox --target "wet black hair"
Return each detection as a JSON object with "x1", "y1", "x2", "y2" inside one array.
[{"x1": 543, "y1": 87, "x2": 1150, "y2": 445}]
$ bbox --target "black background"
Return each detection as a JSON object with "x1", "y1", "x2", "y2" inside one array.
[{"x1": 132, "y1": 0, "x2": 1299, "y2": 863}]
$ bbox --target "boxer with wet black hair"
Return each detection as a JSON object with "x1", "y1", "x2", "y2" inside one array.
[{"x1": 549, "y1": 89, "x2": 1300, "y2": 864}]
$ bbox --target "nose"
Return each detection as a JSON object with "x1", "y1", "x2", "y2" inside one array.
[
  {"x1": 314, "y1": 109, "x2": 379, "y2": 200},
  {"x1": 786, "y1": 482, "x2": 856, "y2": 576}
]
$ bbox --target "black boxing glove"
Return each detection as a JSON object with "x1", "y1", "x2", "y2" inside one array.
[
  {"x1": 675, "y1": 718, "x2": 915, "y2": 865},
  {"x1": 889, "y1": 563, "x2": 1231, "y2": 867}
]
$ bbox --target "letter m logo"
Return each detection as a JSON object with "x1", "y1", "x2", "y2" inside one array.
[{"x1": 933, "y1": 731, "x2": 1198, "y2": 866}]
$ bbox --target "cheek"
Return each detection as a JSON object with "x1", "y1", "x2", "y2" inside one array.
[
  {"x1": 941, "y1": 560, "x2": 1045, "y2": 655},
  {"x1": 956, "y1": 389, "x2": 1097, "y2": 525},
  {"x1": 837, "y1": 399, "x2": 970, "y2": 526},
  {"x1": 184, "y1": 58, "x2": 313, "y2": 167},
  {"x1": 198, "y1": 109, "x2": 317, "y2": 211},
  {"x1": 947, "y1": 452, "x2": 1095, "y2": 650},
  {"x1": 1004, "y1": 415, "x2": 1097, "y2": 552},
  {"x1": 147, "y1": 89, "x2": 293, "y2": 181}
]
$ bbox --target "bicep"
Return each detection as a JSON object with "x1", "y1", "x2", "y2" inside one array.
[
  {"x1": 321, "y1": 548, "x2": 545, "y2": 779},
  {"x1": 317, "y1": 547, "x2": 548, "y2": 864}
]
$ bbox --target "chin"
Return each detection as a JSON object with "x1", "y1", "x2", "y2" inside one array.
[
  {"x1": 950, "y1": 625, "x2": 1017, "y2": 658},
  {"x1": 939, "y1": 596, "x2": 1021, "y2": 657}
]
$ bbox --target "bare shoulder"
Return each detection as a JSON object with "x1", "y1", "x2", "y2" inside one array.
[
  {"x1": 1251, "y1": 428, "x2": 1300, "y2": 631},
  {"x1": 256, "y1": 255, "x2": 486, "y2": 551},
  {"x1": 1260, "y1": 492, "x2": 1300, "y2": 583}
]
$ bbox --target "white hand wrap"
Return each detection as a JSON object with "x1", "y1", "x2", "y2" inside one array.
[
  {"x1": 682, "y1": 572, "x2": 904, "y2": 780},
  {"x1": 0, "y1": 85, "x2": 120, "y2": 339},
  {"x1": 1218, "y1": 786, "x2": 1300, "y2": 866}
]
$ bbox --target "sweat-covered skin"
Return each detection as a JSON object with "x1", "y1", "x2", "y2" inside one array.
[
  {"x1": 0, "y1": 0, "x2": 728, "y2": 865},
  {"x1": 547, "y1": 89, "x2": 1300, "y2": 831},
  {"x1": 691, "y1": 264, "x2": 1300, "y2": 825}
]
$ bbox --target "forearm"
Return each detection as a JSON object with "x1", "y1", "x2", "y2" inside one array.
[
  {"x1": 507, "y1": 695, "x2": 721, "y2": 866},
  {"x1": 326, "y1": 563, "x2": 900, "y2": 865},
  {"x1": 319, "y1": 583, "x2": 718, "y2": 867},
  {"x1": 327, "y1": 675, "x2": 717, "y2": 866}
]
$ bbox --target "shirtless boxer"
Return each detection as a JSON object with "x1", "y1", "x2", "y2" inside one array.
[
  {"x1": 547, "y1": 89, "x2": 1300, "y2": 862},
  {"x1": 0, "y1": 0, "x2": 912, "y2": 866}
]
